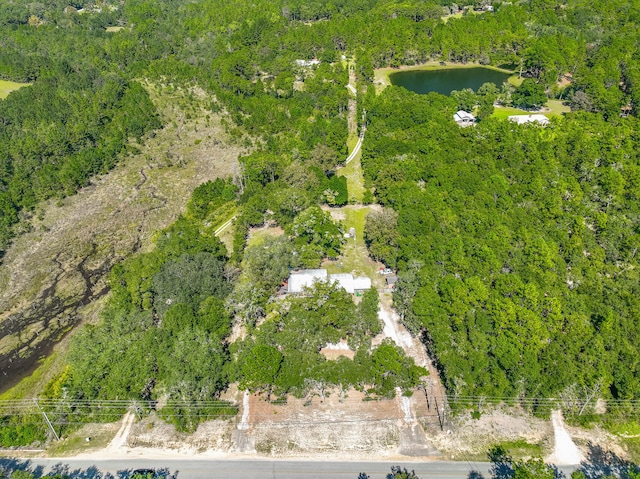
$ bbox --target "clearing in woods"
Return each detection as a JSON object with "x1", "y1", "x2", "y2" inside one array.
[{"x1": 0, "y1": 79, "x2": 29, "y2": 98}]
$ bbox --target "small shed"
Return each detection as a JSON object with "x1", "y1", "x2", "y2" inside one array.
[{"x1": 386, "y1": 275, "x2": 398, "y2": 288}]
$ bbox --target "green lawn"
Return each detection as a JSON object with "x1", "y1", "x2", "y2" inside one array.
[
  {"x1": 324, "y1": 207, "x2": 381, "y2": 283},
  {"x1": 0, "y1": 79, "x2": 29, "y2": 99},
  {"x1": 492, "y1": 99, "x2": 570, "y2": 120}
]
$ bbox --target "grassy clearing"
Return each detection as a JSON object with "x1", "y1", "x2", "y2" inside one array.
[
  {"x1": 0, "y1": 80, "x2": 29, "y2": 99},
  {"x1": 492, "y1": 99, "x2": 570, "y2": 120},
  {"x1": 441, "y1": 9, "x2": 484, "y2": 23},
  {"x1": 338, "y1": 136, "x2": 366, "y2": 203},
  {"x1": 545, "y1": 99, "x2": 571, "y2": 116},
  {"x1": 324, "y1": 207, "x2": 380, "y2": 280},
  {"x1": 246, "y1": 226, "x2": 284, "y2": 248},
  {"x1": 507, "y1": 75, "x2": 524, "y2": 87}
]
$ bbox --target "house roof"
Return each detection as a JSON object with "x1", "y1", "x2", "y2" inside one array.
[
  {"x1": 386, "y1": 275, "x2": 399, "y2": 286},
  {"x1": 329, "y1": 273, "x2": 354, "y2": 294},
  {"x1": 454, "y1": 110, "x2": 475, "y2": 122},
  {"x1": 508, "y1": 114, "x2": 550, "y2": 126},
  {"x1": 288, "y1": 269, "x2": 328, "y2": 293},
  {"x1": 353, "y1": 277, "x2": 372, "y2": 291},
  {"x1": 287, "y1": 270, "x2": 372, "y2": 294}
]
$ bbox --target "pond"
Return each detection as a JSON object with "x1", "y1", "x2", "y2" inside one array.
[{"x1": 389, "y1": 67, "x2": 512, "y2": 96}]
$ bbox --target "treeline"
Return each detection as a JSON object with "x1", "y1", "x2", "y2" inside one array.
[
  {"x1": 48, "y1": 181, "x2": 237, "y2": 432},
  {"x1": 0, "y1": 66, "x2": 160, "y2": 253},
  {"x1": 2, "y1": 0, "x2": 639, "y2": 252},
  {"x1": 361, "y1": 86, "x2": 640, "y2": 410}
]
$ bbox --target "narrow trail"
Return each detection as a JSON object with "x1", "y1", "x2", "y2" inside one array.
[{"x1": 107, "y1": 411, "x2": 135, "y2": 451}]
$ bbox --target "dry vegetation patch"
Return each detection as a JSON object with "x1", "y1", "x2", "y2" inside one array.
[{"x1": 0, "y1": 83, "x2": 245, "y2": 395}]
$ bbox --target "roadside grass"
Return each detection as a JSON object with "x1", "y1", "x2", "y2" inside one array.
[
  {"x1": 46, "y1": 422, "x2": 121, "y2": 457},
  {"x1": 324, "y1": 207, "x2": 379, "y2": 279},
  {"x1": 597, "y1": 419, "x2": 640, "y2": 463},
  {"x1": 495, "y1": 438, "x2": 545, "y2": 459},
  {"x1": 0, "y1": 80, "x2": 29, "y2": 99}
]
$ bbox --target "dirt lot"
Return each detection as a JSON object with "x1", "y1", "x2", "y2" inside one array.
[{"x1": 0, "y1": 84, "x2": 245, "y2": 395}]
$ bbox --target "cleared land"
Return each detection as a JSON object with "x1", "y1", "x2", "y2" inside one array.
[
  {"x1": 0, "y1": 80, "x2": 29, "y2": 98},
  {"x1": 0, "y1": 84, "x2": 245, "y2": 396},
  {"x1": 492, "y1": 99, "x2": 571, "y2": 120}
]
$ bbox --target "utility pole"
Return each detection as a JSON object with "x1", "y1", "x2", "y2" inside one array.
[{"x1": 34, "y1": 398, "x2": 60, "y2": 441}]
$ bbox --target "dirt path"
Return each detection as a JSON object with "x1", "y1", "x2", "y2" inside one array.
[
  {"x1": 547, "y1": 410, "x2": 584, "y2": 465},
  {"x1": 107, "y1": 411, "x2": 136, "y2": 451}
]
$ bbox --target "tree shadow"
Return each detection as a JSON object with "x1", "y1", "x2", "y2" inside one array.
[
  {"x1": 467, "y1": 470, "x2": 486, "y2": 479},
  {"x1": 577, "y1": 443, "x2": 640, "y2": 479},
  {"x1": 0, "y1": 458, "x2": 176, "y2": 479}
]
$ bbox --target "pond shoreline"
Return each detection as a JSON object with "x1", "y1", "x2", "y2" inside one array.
[{"x1": 374, "y1": 61, "x2": 517, "y2": 92}]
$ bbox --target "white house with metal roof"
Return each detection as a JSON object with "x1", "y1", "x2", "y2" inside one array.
[
  {"x1": 287, "y1": 269, "x2": 371, "y2": 294},
  {"x1": 508, "y1": 114, "x2": 550, "y2": 126}
]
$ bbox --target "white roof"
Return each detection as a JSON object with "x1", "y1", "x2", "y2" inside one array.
[
  {"x1": 329, "y1": 273, "x2": 354, "y2": 294},
  {"x1": 454, "y1": 110, "x2": 475, "y2": 122},
  {"x1": 288, "y1": 270, "x2": 373, "y2": 294},
  {"x1": 288, "y1": 269, "x2": 328, "y2": 293},
  {"x1": 353, "y1": 277, "x2": 372, "y2": 290},
  {"x1": 508, "y1": 114, "x2": 549, "y2": 126},
  {"x1": 295, "y1": 59, "x2": 321, "y2": 67}
]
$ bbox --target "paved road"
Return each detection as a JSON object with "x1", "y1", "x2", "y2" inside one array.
[
  {"x1": 1, "y1": 458, "x2": 490, "y2": 479},
  {"x1": 0, "y1": 458, "x2": 579, "y2": 479}
]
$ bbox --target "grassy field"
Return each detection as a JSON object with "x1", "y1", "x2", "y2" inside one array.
[
  {"x1": 0, "y1": 80, "x2": 29, "y2": 99},
  {"x1": 337, "y1": 135, "x2": 366, "y2": 203},
  {"x1": 324, "y1": 206, "x2": 382, "y2": 282},
  {"x1": 492, "y1": 99, "x2": 570, "y2": 120}
]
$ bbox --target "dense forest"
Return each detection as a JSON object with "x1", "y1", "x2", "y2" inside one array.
[{"x1": 1, "y1": 0, "x2": 640, "y2": 443}]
